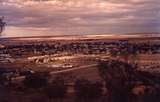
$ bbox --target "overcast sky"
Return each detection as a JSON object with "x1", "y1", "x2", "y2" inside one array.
[{"x1": 0, "y1": 0, "x2": 160, "y2": 37}]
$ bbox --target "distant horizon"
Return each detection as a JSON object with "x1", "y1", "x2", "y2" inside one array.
[{"x1": 1, "y1": 32, "x2": 160, "y2": 40}]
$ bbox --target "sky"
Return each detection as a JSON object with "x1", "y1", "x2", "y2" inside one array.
[{"x1": 0, "y1": 0, "x2": 160, "y2": 37}]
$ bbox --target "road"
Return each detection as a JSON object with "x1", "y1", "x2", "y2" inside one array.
[
  {"x1": 11, "y1": 64, "x2": 98, "y2": 81},
  {"x1": 49, "y1": 64, "x2": 97, "y2": 75}
]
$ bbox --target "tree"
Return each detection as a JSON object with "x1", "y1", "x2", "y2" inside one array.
[
  {"x1": 0, "y1": 75, "x2": 8, "y2": 85},
  {"x1": 120, "y1": 44, "x2": 139, "y2": 63},
  {"x1": 74, "y1": 78, "x2": 103, "y2": 102},
  {"x1": 0, "y1": 16, "x2": 6, "y2": 34},
  {"x1": 23, "y1": 72, "x2": 49, "y2": 90},
  {"x1": 43, "y1": 77, "x2": 67, "y2": 102},
  {"x1": 110, "y1": 48, "x2": 118, "y2": 58},
  {"x1": 97, "y1": 60, "x2": 137, "y2": 102}
]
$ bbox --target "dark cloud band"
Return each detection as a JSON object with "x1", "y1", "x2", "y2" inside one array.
[{"x1": 0, "y1": 0, "x2": 159, "y2": 37}]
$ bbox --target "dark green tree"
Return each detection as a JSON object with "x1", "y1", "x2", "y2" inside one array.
[
  {"x1": 43, "y1": 77, "x2": 67, "y2": 102},
  {"x1": 23, "y1": 72, "x2": 49, "y2": 90},
  {"x1": 97, "y1": 60, "x2": 137, "y2": 102},
  {"x1": 0, "y1": 16, "x2": 6, "y2": 34},
  {"x1": 74, "y1": 78, "x2": 103, "y2": 102}
]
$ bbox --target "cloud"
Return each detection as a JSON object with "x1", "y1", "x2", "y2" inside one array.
[{"x1": 0, "y1": 0, "x2": 160, "y2": 37}]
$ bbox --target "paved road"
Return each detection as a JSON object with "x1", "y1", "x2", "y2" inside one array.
[{"x1": 49, "y1": 64, "x2": 97, "y2": 75}]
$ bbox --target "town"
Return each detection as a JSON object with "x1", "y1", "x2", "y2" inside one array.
[
  {"x1": 1, "y1": 37, "x2": 160, "y2": 58},
  {"x1": 0, "y1": 37, "x2": 160, "y2": 102}
]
